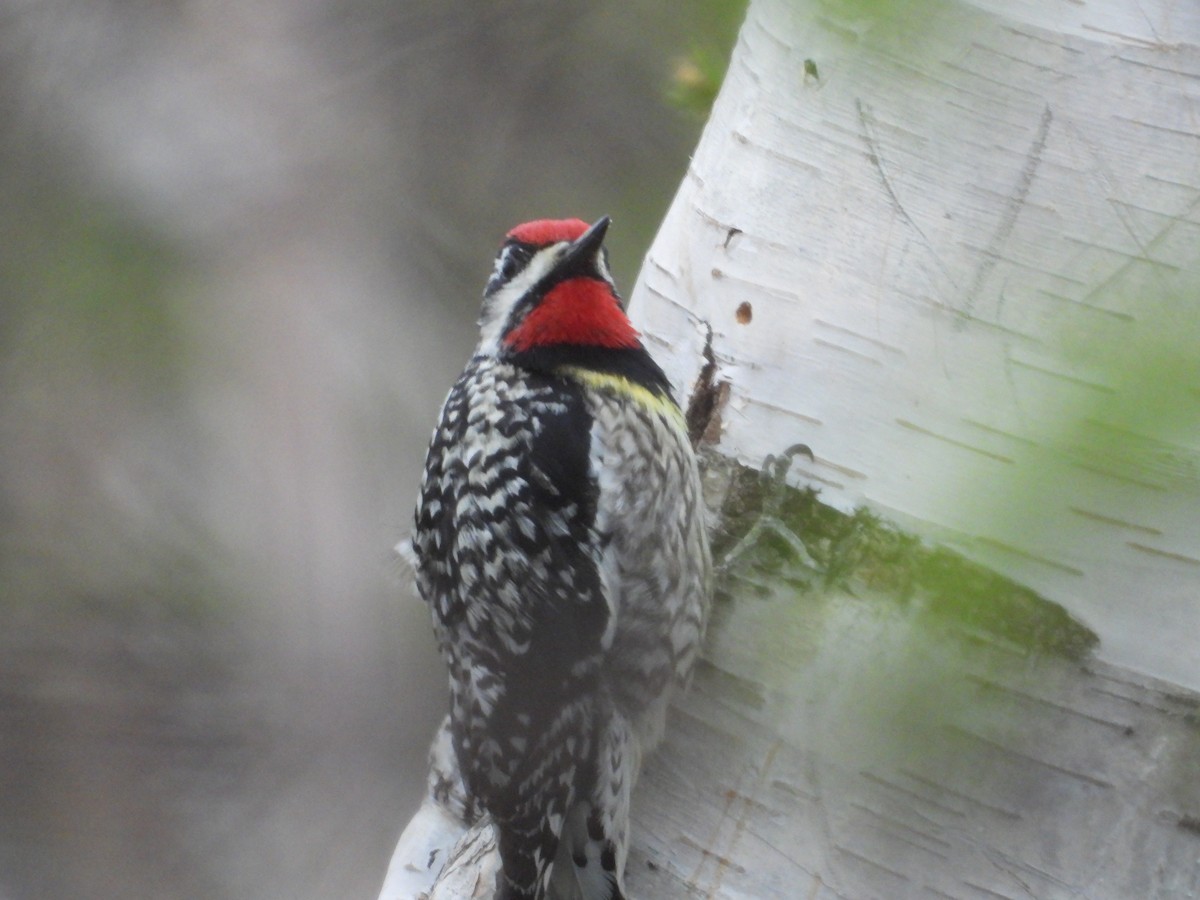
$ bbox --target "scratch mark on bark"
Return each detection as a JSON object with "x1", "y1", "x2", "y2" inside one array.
[
  {"x1": 962, "y1": 878, "x2": 1019, "y2": 900},
  {"x1": 983, "y1": 847, "x2": 1054, "y2": 899},
  {"x1": 1058, "y1": 116, "x2": 1200, "y2": 309},
  {"x1": 679, "y1": 833, "x2": 748, "y2": 874},
  {"x1": 718, "y1": 741, "x2": 781, "y2": 896},
  {"x1": 855, "y1": 98, "x2": 957, "y2": 294},
  {"x1": 973, "y1": 537, "x2": 1087, "y2": 576},
  {"x1": 832, "y1": 844, "x2": 912, "y2": 882},
  {"x1": 1126, "y1": 542, "x2": 1200, "y2": 566},
  {"x1": 894, "y1": 418, "x2": 1016, "y2": 464},
  {"x1": 965, "y1": 104, "x2": 1053, "y2": 323},
  {"x1": 1067, "y1": 506, "x2": 1162, "y2": 536}
]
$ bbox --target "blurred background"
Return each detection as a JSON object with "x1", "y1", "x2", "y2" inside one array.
[{"x1": 0, "y1": 2, "x2": 744, "y2": 897}]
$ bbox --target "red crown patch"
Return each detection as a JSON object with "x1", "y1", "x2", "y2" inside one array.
[{"x1": 506, "y1": 218, "x2": 591, "y2": 246}]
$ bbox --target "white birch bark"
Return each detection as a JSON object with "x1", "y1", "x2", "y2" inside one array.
[
  {"x1": 381, "y1": 2, "x2": 1200, "y2": 897},
  {"x1": 634, "y1": 0, "x2": 1200, "y2": 693}
]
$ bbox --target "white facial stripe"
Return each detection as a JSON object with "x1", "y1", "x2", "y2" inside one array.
[
  {"x1": 475, "y1": 242, "x2": 567, "y2": 356},
  {"x1": 595, "y1": 253, "x2": 618, "y2": 301}
]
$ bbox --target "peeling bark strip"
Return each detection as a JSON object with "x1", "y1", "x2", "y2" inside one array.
[{"x1": 684, "y1": 322, "x2": 729, "y2": 449}]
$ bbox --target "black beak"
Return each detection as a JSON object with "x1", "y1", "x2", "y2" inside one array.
[{"x1": 556, "y1": 216, "x2": 610, "y2": 277}]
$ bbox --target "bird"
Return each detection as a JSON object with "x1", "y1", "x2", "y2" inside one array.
[{"x1": 412, "y1": 216, "x2": 711, "y2": 900}]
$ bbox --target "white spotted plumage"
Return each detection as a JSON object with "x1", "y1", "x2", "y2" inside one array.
[{"x1": 413, "y1": 217, "x2": 710, "y2": 900}]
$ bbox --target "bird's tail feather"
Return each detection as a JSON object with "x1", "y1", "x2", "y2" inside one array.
[{"x1": 546, "y1": 712, "x2": 635, "y2": 900}]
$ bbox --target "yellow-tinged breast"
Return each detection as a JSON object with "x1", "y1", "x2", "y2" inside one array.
[{"x1": 557, "y1": 366, "x2": 686, "y2": 433}]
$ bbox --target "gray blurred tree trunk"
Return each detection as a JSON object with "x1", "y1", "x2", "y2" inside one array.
[{"x1": 380, "y1": 1, "x2": 1200, "y2": 897}]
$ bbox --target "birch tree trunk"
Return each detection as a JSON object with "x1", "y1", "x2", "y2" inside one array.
[
  {"x1": 380, "y1": 1, "x2": 1200, "y2": 897},
  {"x1": 638, "y1": 0, "x2": 1200, "y2": 694}
]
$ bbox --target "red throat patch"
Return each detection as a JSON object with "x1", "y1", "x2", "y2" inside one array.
[
  {"x1": 506, "y1": 218, "x2": 591, "y2": 246},
  {"x1": 504, "y1": 279, "x2": 640, "y2": 352}
]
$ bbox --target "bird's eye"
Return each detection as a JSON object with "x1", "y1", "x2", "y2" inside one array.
[{"x1": 485, "y1": 243, "x2": 532, "y2": 295}]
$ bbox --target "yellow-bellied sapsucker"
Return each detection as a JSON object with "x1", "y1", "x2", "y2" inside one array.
[{"x1": 413, "y1": 217, "x2": 711, "y2": 900}]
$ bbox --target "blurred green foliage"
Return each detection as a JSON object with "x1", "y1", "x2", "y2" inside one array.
[
  {"x1": 1062, "y1": 289, "x2": 1200, "y2": 483},
  {"x1": 665, "y1": 0, "x2": 749, "y2": 118},
  {"x1": 0, "y1": 185, "x2": 182, "y2": 398},
  {"x1": 667, "y1": 47, "x2": 731, "y2": 119}
]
